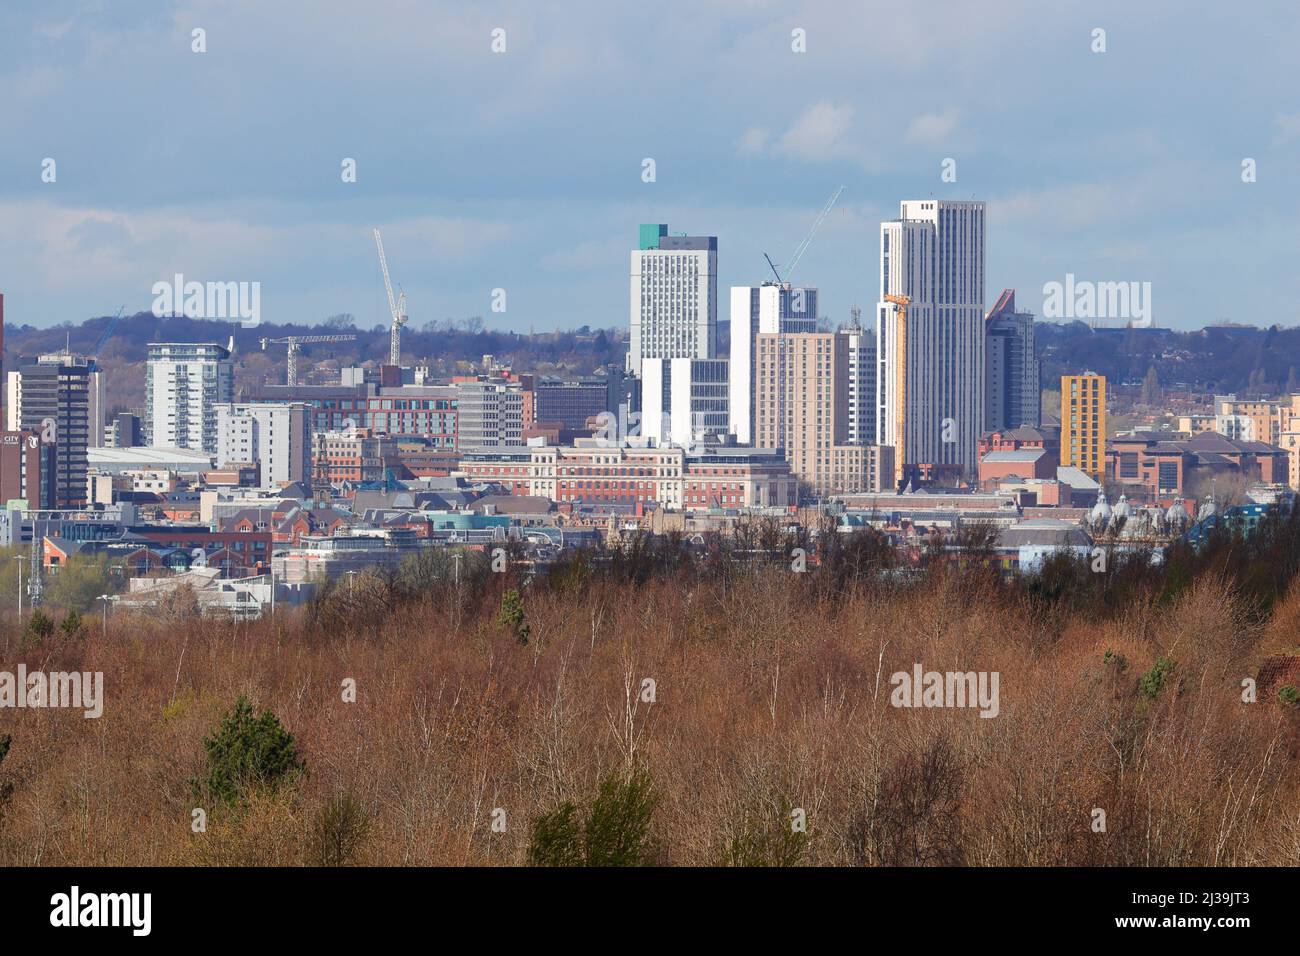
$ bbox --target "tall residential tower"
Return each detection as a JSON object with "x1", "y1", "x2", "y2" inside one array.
[
  {"x1": 145, "y1": 341, "x2": 235, "y2": 453},
  {"x1": 1062, "y1": 372, "x2": 1106, "y2": 483},
  {"x1": 627, "y1": 224, "x2": 718, "y2": 377},
  {"x1": 728, "y1": 282, "x2": 817, "y2": 444},
  {"x1": 754, "y1": 331, "x2": 893, "y2": 497},
  {"x1": 876, "y1": 200, "x2": 986, "y2": 483},
  {"x1": 6, "y1": 352, "x2": 103, "y2": 508}
]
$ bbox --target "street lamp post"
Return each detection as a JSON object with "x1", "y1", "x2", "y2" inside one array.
[
  {"x1": 98, "y1": 594, "x2": 111, "y2": 637},
  {"x1": 13, "y1": 555, "x2": 22, "y2": 620},
  {"x1": 345, "y1": 570, "x2": 357, "y2": 594}
]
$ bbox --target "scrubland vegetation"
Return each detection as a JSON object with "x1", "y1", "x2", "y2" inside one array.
[{"x1": 3, "y1": 511, "x2": 1300, "y2": 866}]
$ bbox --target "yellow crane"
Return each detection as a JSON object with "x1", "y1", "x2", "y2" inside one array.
[{"x1": 884, "y1": 294, "x2": 910, "y2": 486}]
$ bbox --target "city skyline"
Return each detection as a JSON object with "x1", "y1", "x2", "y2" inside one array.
[
  {"x1": 3, "y1": 2, "x2": 1300, "y2": 332},
  {"x1": 5, "y1": 2, "x2": 1300, "y2": 901}
]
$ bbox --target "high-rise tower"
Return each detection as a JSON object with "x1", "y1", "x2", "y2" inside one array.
[{"x1": 876, "y1": 200, "x2": 985, "y2": 481}]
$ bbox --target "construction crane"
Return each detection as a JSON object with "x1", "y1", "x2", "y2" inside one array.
[
  {"x1": 372, "y1": 227, "x2": 408, "y2": 366},
  {"x1": 884, "y1": 293, "x2": 910, "y2": 487},
  {"x1": 259, "y1": 334, "x2": 357, "y2": 387},
  {"x1": 93, "y1": 306, "x2": 127, "y2": 357},
  {"x1": 762, "y1": 185, "x2": 845, "y2": 285},
  {"x1": 764, "y1": 253, "x2": 785, "y2": 285}
]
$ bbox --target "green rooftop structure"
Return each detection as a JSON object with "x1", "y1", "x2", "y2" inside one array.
[{"x1": 639, "y1": 223, "x2": 668, "y2": 250}]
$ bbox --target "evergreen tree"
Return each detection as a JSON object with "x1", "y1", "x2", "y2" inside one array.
[
  {"x1": 528, "y1": 768, "x2": 658, "y2": 866},
  {"x1": 23, "y1": 610, "x2": 55, "y2": 647},
  {"x1": 60, "y1": 610, "x2": 83, "y2": 639},
  {"x1": 193, "y1": 696, "x2": 305, "y2": 809},
  {"x1": 498, "y1": 588, "x2": 531, "y2": 645}
]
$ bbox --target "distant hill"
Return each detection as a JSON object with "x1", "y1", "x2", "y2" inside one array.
[{"x1": 1035, "y1": 321, "x2": 1300, "y2": 395}]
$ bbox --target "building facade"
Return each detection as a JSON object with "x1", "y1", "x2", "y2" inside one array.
[
  {"x1": 984, "y1": 288, "x2": 1040, "y2": 432},
  {"x1": 728, "y1": 283, "x2": 818, "y2": 444},
  {"x1": 0, "y1": 430, "x2": 50, "y2": 508},
  {"x1": 877, "y1": 200, "x2": 986, "y2": 480},
  {"x1": 1108, "y1": 430, "x2": 1288, "y2": 498},
  {"x1": 682, "y1": 445, "x2": 798, "y2": 510},
  {"x1": 627, "y1": 224, "x2": 718, "y2": 377},
  {"x1": 145, "y1": 342, "x2": 234, "y2": 453},
  {"x1": 641, "y1": 357, "x2": 730, "y2": 448},
  {"x1": 534, "y1": 378, "x2": 609, "y2": 430},
  {"x1": 1061, "y1": 373, "x2": 1107, "y2": 483},
  {"x1": 754, "y1": 331, "x2": 893, "y2": 497},
  {"x1": 460, "y1": 443, "x2": 687, "y2": 510},
  {"x1": 216, "y1": 402, "x2": 311, "y2": 489},
  {"x1": 6, "y1": 352, "x2": 103, "y2": 508},
  {"x1": 453, "y1": 375, "x2": 531, "y2": 449},
  {"x1": 312, "y1": 428, "x2": 395, "y2": 484},
  {"x1": 106, "y1": 411, "x2": 143, "y2": 448},
  {"x1": 248, "y1": 383, "x2": 459, "y2": 445},
  {"x1": 458, "y1": 440, "x2": 797, "y2": 511},
  {"x1": 1213, "y1": 394, "x2": 1300, "y2": 446},
  {"x1": 841, "y1": 322, "x2": 877, "y2": 447}
]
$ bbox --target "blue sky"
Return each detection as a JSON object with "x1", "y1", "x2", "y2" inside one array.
[{"x1": 2, "y1": 0, "x2": 1299, "y2": 332}]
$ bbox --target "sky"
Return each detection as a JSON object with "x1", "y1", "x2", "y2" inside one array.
[{"x1": 2, "y1": 0, "x2": 1300, "y2": 333}]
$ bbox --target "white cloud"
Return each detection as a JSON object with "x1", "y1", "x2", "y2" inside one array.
[
  {"x1": 1274, "y1": 112, "x2": 1300, "y2": 142},
  {"x1": 994, "y1": 183, "x2": 1144, "y2": 231},
  {"x1": 773, "y1": 102, "x2": 854, "y2": 162},
  {"x1": 904, "y1": 110, "x2": 959, "y2": 146},
  {"x1": 737, "y1": 126, "x2": 771, "y2": 156},
  {"x1": 0, "y1": 199, "x2": 516, "y2": 318}
]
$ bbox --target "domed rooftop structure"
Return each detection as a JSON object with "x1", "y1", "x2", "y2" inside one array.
[
  {"x1": 1089, "y1": 490, "x2": 1112, "y2": 526},
  {"x1": 1113, "y1": 493, "x2": 1131, "y2": 520},
  {"x1": 1166, "y1": 501, "x2": 1189, "y2": 527}
]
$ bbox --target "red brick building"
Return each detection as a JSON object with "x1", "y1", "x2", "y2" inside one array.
[
  {"x1": 682, "y1": 446, "x2": 798, "y2": 509},
  {"x1": 978, "y1": 448, "x2": 1057, "y2": 486},
  {"x1": 978, "y1": 425, "x2": 1060, "y2": 459},
  {"x1": 0, "y1": 429, "x2": 49, "y2": 507},
  {"x1": 458, "y1": 442, "x2": 796, "y2": 511},
  {"x1": 1107, "y1": 430, "x2": 1289, "y2": 498}
]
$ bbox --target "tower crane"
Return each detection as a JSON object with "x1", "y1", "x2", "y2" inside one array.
[
  {"x1": 93, "y1": 306, "x2": 127, "y2": 358},
  {"x1": 762, "y1": 185, "x2": 845, "y2": 285},
  {"x1": 260, "y1": 334, "x2": 357, "y2": 386},
  {"x1": 785, "y1": 185, "x2": 843, "y2": 282},
  {"x1": 372, "y1": 228, "x2": 408, "y2": 366}
]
